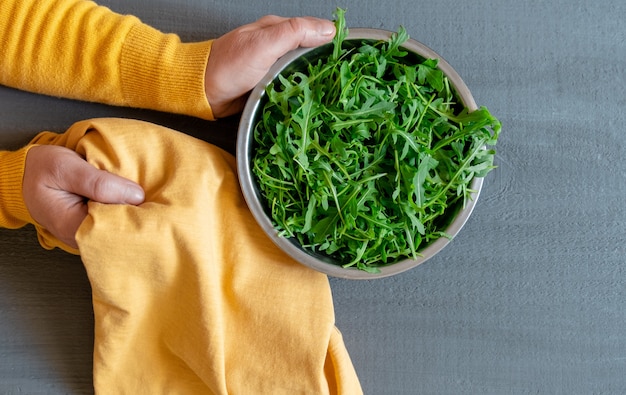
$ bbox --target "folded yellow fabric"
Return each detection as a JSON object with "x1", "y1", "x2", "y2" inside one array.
[{"x1": 30, "y1": 118, "x2": 362, "y2": 394}]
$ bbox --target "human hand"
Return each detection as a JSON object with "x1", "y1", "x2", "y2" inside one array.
[
  {"x1": 205, "y1": 15, "x2": 336, "y2": 118},
  {"x1": 22, "y1": 145, "x2": 145, "y2": 249}
]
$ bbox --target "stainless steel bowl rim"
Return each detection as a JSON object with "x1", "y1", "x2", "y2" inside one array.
[{"x1": 237, "y1": 28, "x2": 482, "y2": 279}]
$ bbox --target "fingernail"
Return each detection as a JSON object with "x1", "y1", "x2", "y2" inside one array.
[
  {"x1": 125, "y1": 184, "x2": 145, "y2": 205},
  {"x1": 319, "y1": 22, "x2": 336, "y2": 36}
]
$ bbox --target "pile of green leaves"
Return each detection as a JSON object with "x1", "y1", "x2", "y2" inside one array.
[{"x1": 252, "y1": 9, "x2": 500, "y2": 273}]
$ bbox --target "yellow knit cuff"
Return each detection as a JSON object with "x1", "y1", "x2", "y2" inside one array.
[
  {"x1": 0, "y1": 145, "x2": 35, "y2": 228},
  {"x1": 120, "y1": 23, "x2": 215, "y2": 120}
]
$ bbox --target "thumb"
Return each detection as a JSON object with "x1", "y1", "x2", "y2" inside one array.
[{"x1": 64, "y1": 153, "x2": 145, "y2": 205}]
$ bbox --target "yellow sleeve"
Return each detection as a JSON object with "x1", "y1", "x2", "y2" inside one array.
[
  {"x1": 0, "y1": 147, "x2": 35, "y2": 229},
  {"x1": 0, "y1": 0, "x2": 214, "y2": 120}
]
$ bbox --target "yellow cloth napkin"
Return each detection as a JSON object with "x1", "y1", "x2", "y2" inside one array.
[{"x1": 30, "y1": 118, "x2": 362, "y2": 394}]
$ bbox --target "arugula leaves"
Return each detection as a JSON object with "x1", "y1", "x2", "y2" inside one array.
[{"x1": 252, "y1": 9, "x2": 501, "y2": 273}]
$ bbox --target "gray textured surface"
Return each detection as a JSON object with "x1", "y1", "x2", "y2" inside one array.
[{"x1": 1, "y1": 1, "x2": 624, "y2": 394}]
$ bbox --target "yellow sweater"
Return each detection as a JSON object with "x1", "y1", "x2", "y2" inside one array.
[{"x1": 0, "y1": 0, "x2": 214, "y2": 229}]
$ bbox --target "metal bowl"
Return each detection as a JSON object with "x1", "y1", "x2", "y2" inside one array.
[{"x1": 237, "y1": 28, "x2": 482, "y2": 279}]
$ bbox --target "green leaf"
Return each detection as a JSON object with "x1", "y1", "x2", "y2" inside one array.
[
  {"x1": 417, "y1": 59, "x2": 444, "y2": 92},
  {"x1": 332, "y1": 8, "x2": 348, "y2": 60}
]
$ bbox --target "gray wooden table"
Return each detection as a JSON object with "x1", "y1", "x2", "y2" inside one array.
[{"x1": 1, "y1": 1, "x2": 624, "y2": 394}]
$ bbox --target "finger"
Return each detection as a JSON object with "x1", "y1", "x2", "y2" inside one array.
[
  {"x1": 246, "y1": 15, "x2": 288, "y2": 28},
  {"x1": 62, "y1": 151, "x2": 145, "y2": 205},
  {"x1": 54, "y1": 199, "x2": 88, "y2": 249},
  {"x1": 258, "y1": 17, "x2": 336, "y2": 58},
  {"x1": 247, "y1": 15, "x2": 333, "y2": 35}
]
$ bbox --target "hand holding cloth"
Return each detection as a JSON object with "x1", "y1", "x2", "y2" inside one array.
[{"x1": 30, "y1": 118, "x2": 361, "y2": 394}]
